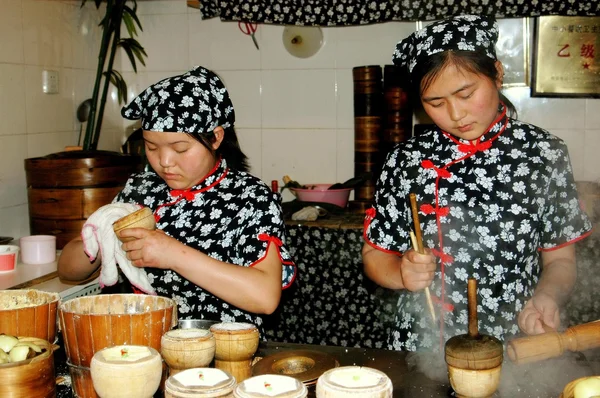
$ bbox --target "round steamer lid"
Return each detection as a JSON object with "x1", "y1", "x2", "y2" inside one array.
[
  {"x1": 316, "y1": 366, "x2": 392, "y2": 398},
  {"x1": 445, "y1": 333, "x2": 503, "y2": 370},
  {"x1": 234, "y1": 375, "x2": 308, "y2": 398},
  {"x1": 164, "y1": 328, "x2": 213, "y2": 340},
  {"x1": 165, "y1": 368, "x2": 236, "y2": 398}
]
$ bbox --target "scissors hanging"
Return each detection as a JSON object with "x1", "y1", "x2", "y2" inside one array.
[{"x1": 238, "y1": 21, "x2": 260, "y2": 50}]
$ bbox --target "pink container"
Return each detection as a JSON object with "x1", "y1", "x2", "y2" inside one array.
[
  {"x1": 20, "y1": 235, "x2": 57, "y2": 265},
  {"x1": 290, "y1": 184, "x2": 353, "y2": 208},
  {"x1": 0, "y1": 245, "x2": 19, "y2": 272}
]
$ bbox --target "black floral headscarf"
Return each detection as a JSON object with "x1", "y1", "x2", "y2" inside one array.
[
  {"x1": 392, "y1": 15, "x2": 499, "y2": 77},
  {"x1": 122, "y1": 66, "x2": 235, "y2": 134}
]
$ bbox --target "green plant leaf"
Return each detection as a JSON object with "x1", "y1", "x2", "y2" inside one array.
[
  {"x1": 105, "y1": 70, "x2": 128, "y2": 104},
  {"x1": 123, "y1": 4, "x2": 143, "y2": 33}
]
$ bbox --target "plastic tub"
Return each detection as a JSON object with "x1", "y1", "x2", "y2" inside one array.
[
  {"x1": 290, "y1": 184, "x2": 352, "y2": 208},
  {"x1": 19, "y1": 235, "x2": 56, "y2": 264},
  {"x1": 0, "y1": 245, "x2": 19, "y2": 271}
]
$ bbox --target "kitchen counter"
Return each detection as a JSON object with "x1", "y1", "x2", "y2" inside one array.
[
  {"x1": 53, "y1": 338, "x2": 600, "y2": 397},
  {"x1": 0, "y1": 253, "x2": 100, "y2": 299}
]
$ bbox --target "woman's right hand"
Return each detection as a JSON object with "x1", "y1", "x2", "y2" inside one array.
[{"x1": 399, "y1": 248, "x2": 437, "y2": 292}]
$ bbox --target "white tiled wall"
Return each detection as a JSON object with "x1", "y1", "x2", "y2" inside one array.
[{"x1": 1, "y1": 0, "x2": 599, "y2": 240}]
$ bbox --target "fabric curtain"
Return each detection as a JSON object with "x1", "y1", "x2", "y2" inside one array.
[{"x1": 196, "y1": 0, "x2": 599, "y2": 25}]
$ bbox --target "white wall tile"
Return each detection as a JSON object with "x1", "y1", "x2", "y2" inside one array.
[
  {"x1": 208, "y1": 19, "x2": 261, "y2": 71},
  {"x1": 71, "y1": 2, "x2": 102, "y2": 70},
  {"x1": 0, "y1": 205, "x2": 30, "y2": 240},
  {"x1": 121, "y1": 13, "x2": 190, "y2": 73},
  {"x1": 0, "y1": 0, "x2": 24, "y2": 64},
  {"x1": 27, "y1": 131, "x2": 76, "y2": 158},
  {"x1": 336, "y1": 128, "x2": 354, "y2": 184},
  {"x1": 137, "y1": 0, "x2": 188, "y2": 15},
  {"x1": 336, "y1": 69, "x2": 354, "y2": 129},
  {"x1": 22, "y1": 0, "x2": 73, "y2": 67},
  {"x1": 188, "y1": 13, "x2": 213, "y2": 70},
  {"x1": 335, "y1": 22, "x2": 416, "y2": 69},
  {"x1": 583, "y1": 130, "x2": 600, "y2": 182},
  {"x1": 0, "y1": 134, "x2": 28, "y2": 207},
  {"x1": 260, "y1": 25, "x2": 336, "y2": 70},
  {"x1": 0, "y1": 64, "x2": 27, "y2": 137},
  {"x1": 236, "y1": 128, "x2": 262, "y2": 179},
  {"x1": 262, "y1": 128, "x2": 338, "y2": 202},
  {"x1": 217, "y1": 71, "x2": 262, "y2": 129},
  {"x1": 585, "y1": 100, "x2": 600, "y2": 130},
  {"x1": 24, "y1": 66, "x2": 75, "y2": 135},
  {"x1": 261, "y1": 69, "x2": 336, "y2": 129}
]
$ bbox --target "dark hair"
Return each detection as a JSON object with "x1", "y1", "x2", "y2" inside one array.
[
  {"x1": 190, "y1": 127, "x2": 250, "y2": 173},
  {"x1": 409, "y1": 50, "x2": 518, "y2": 119}
]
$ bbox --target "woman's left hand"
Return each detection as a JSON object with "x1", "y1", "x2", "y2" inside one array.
[
  {"x1": 518, "y1": 291, "x2": 561, "y2": 335},
  {"x1": 118, "y1": 228, "x2": 180, "y2": 269}
]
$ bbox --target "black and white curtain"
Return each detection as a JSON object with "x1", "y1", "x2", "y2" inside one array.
[{"x1": 197, "y1": 0, "x2": 599, "y2": 25}]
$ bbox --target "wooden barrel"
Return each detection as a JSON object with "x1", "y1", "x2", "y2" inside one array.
[
  {"x1": 58, "y1": 294, "x2": 177, "y2": 398},
  {"x1": 25, "y1": 150, "x2": 142, "y2": 249},
  {"x1": 0, "y1": 337, "x2": 57, "y2": 398},
  {"x1": 0, "y1": 290, "x2": 60, "y2": 344},
  {"x1": 210, "y1": 322, "x2": 259, "y2": 384}
]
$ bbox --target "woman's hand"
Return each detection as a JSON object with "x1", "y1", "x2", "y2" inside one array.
[
  {"x1": 518, "y1": 291, "x2": 561, "y2": 335},
  {"x1": 399, "y1": 248, "x2": 437, "y2": 292},
  {"x1": 118, "y1": 228, "x2": 181, "y2": 269}
]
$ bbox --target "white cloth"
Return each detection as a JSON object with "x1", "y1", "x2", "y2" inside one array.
[
  {"x1": 291, "y1": 206, "x2": 321, "y2": 221},
  {"x1": 82, "y1": 203, "x2": 156, "y2": 295}
]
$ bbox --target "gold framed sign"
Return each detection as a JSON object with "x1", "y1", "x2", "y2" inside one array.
[{"x1": 531, "y1": 16, "x2": 600, "y2": 98}]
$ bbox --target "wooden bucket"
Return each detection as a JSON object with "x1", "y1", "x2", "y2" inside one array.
[
  {"x1": 0, "y1": 337, "x2": 57, "y2": 398},
  {"x1": 0, "y1": 290, "x2": 60, "y2": 343},
  {"x1": 58, "y1": 294, "x2": 177, "y2": 398},
  {"x1": 25, "y1": 150, "x2": 142, "y2": 249},
  {"x1": 210, "y1": 323, "x2": 259, "y2": 384}
]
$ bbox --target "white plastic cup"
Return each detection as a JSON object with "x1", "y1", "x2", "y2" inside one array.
[{"x1": 20, "y1": 235, "x2": 57, "y2": 264}]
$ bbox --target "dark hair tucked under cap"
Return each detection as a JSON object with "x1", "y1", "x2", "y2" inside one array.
[
  {"x1": 392, "y1": 15, "x2": 499, "y2": 79},
  {"x1": 121, "y1": 66, "x2": 235, "y2": 134}
]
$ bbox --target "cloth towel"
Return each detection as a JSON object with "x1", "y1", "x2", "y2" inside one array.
[{"x1": 82, "y1": 203, "x2": 156, "y2": 295}]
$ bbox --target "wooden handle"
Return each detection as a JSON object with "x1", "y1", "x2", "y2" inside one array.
[
  {"x1": 409, "y1": 193, "x2": 424, "y2": 253},
  {"x1": 467, "y1": 278, "x2": 478, "y2": 338},
  {"x1": 507, "y1": 320, "x2": 600, "y2": 365}
]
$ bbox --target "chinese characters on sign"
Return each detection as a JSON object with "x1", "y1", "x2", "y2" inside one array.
[{"x1": 532, "y1": 16, "x2": 600, "y2": 97}]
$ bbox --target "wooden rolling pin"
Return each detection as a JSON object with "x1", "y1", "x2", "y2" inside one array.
[{"x1": 506, "y1": 320, "x2": 600, "y2": 365}]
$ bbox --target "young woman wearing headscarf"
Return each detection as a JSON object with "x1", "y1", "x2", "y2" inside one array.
[
  {"x1": 58, "y1": 66, "x2": 296, "y2": 334},
  {"x1": 362, "y1": 15, "x2": 592, "y2": 351}
]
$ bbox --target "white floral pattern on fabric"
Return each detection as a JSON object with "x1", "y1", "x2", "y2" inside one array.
[
  {"x1": 114, "y1": 159, "x2": 296, "y2": 336},
  {"x1": 364, "y1": 107, "x2": 592, "y2": 352}
]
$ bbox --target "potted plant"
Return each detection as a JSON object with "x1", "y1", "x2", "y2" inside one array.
[{"x1": 24, "y1": 0, "x2": 148, "y2": 248}]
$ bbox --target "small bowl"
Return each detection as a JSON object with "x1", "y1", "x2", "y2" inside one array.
[
  {"x1": 112, "y1": 207, "x2": 156, "y2": 243},
  {"x1": 290, "y1": 184, "x2": 352, "y2": 208},
  {"x1": 179, "y1": 319, "x2": 219, "y2": 330},
  {"x1": 19, "y1": 235, "x2": 56, "y2": 265},
  {"x1": 0, "y1": 245, "x2": 19, "y2": 271}
]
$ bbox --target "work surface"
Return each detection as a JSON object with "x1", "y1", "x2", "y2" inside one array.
[{"x1": 55, "y1": 339, "x2": 599, "y2": 397}]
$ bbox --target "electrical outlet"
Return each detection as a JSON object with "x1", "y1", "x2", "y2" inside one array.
[{"x1": 42, "y1": 70, "x2": 59, "y2": 94}]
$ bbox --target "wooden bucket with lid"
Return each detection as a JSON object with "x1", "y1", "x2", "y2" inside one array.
[
  {"x1": 58, "y1": 294, "x2": 177, "y2": 398},
  {"x1": 0, "y1": 289, "x2": 60, "y2": 344}
]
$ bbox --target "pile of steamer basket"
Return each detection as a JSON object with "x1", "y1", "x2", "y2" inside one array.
[{"x1": 3, "y1": 285, "x2": 600, "y2": 398}]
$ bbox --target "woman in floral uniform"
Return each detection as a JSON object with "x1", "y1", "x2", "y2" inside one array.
[
  {"x1": 362, "y1": 15, "x2": 592, "y2": 351},
  {"x1": 59, "y1": 66, "x2": 296, "y2": 333}
]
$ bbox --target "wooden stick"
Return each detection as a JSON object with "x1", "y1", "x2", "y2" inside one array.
[
  {"x1": 410, "y1": 231, "x2": 436, "y2": 322},
  {"x1": 408, "y1": 193, "x2": 436, "y2": 322}
]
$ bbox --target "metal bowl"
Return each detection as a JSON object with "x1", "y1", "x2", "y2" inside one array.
[{"x1": 178, "y1": 319, "x2": 218, "y2": 330}]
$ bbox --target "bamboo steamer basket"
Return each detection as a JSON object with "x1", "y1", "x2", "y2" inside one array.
[
  {"x1": 58, "y1": 294, "x2": 177, "y2": 398},
  {"x1": 316, "y1": 366, "x2": 392, "y2": 398},
  {"x1": 165, "y1": 368, "x2": 236, "y2": 398},
  {"x1": 0, "y1": 289, "x2": 60, "y2": 343},
  {"x1": 234, "y1": 374, "x2": 308, "y2": 398},
  {"x1": 561, "y1": 376, "x2": 600, "y2": 398},
  {"x1": 161, "y1": 328, "x2": 216, "y2": 376},
  {"x1": 0, "y1": 337, "x2": 57, "y2": 398},
  {"x1": 210, "y1": 322, "x2": 259, "y2": 384},
  {"x1": 112, "y1": 207, "x2": 156, "y2": 243},
  {"x1": 90, "y1": 345, "x2": 163, "y2": 398}
]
